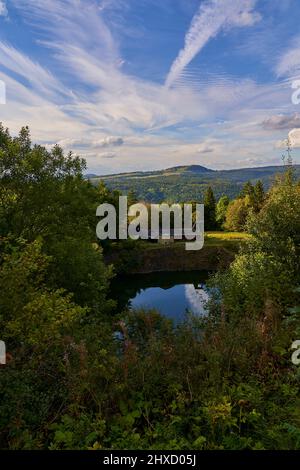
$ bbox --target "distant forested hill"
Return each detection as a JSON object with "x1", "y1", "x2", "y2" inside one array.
[{"x1": 87, "y1": 164, "x2": 300, "y2": 203}]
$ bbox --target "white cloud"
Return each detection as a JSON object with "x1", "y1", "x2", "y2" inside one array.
[
  {"x1": 283, "y1": 128, "x2": 300, "y2": 148},
  {"x1": 262, "y1": 113, "x2": 300, "y2": 130},
  {"x1": 96, "y1": 136, "x2": 124, "y2": 147},
  {"x1": 56, "y1": 136, "x2": 124, "y2": 149},
  {"x1": 99, "y1": 151, "x2": 117, "y2": 159},
  {"x1": 197, "y1": 144, "x2": 214, "y2": 154},
  {"x1": 165, "y1": 0, "x2": 260, "y2": 88}
]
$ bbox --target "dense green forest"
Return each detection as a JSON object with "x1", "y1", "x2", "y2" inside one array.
[
  {"x1": 0, "y1": 125, "x2": 300, "y2": 450},
  {"x1": 89, "y1": 164, "x2": 300, "y2": 203}
]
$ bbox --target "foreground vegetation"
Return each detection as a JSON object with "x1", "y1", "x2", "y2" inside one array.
[{"x1": 0, "y1": 125, "x2": 299, "y2": 450}]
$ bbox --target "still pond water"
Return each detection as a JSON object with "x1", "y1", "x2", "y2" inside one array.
[{"x1": 114, "y1": 271, "x2": 211, "y2": 323}]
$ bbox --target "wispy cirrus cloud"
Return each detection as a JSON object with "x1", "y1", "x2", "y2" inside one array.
[
  {"x1": 0, "y1": 42, "x2": 71, "y2": 101},
  {"x1": 165, "y1": 0, "x2": 261, "y2": 88},
  {"x1": 1, "y1": 2, "x2": 215, "y2": 138},
  {"x1": 0, "y1": 1, "x2": 7, "y2": 17},
  {"x1": 12, "y1": 0, "x2": 118, "y2": 60},
  {"x1": 9, "y1": 0, "x2": 213, "y2": 132},
  {"x1": 276, "y1": 35, "x2": 300, "y2": 78}
]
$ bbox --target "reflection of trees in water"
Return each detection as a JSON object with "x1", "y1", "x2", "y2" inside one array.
[{"x1": 184, "y1": 284, "x2": 209, "y2": 316}]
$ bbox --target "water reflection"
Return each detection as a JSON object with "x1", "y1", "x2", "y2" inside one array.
[
  {"x1": 184, "y1": 284, "x2": 209, "y2": 316},
  {"x1": 112, "y1": 271, "x2": 211, "y2": 322}
]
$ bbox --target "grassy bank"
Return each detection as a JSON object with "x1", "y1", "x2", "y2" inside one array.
[
  {"x1": 123, "y1": 231, "x2": 249, "y2": 251},
  {"x1": 204, "y1": 231, "x2": 250, "y2": 247}
]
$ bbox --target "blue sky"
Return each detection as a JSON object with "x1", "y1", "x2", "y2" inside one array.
[{"x1": 1, "y1": 0, "x2": 300, "y2": 174}]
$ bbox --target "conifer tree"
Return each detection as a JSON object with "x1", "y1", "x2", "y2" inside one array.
[{"x1": 204, "y1": 186, "x2": 216, "y2": 230}]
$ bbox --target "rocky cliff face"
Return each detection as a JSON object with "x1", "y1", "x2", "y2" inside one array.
[{"x1": 105, "y1": 245, "x2": 235, "y2": 274}]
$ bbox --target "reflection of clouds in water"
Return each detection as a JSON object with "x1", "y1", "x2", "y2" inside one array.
[{"x1": 185, "y1": 284, "x2": 209, "y2": 316}]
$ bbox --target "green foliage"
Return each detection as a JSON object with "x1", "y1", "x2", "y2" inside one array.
[
  {"x1": 0, "y1": 240, "x2": 88, "y2": 346},
  {"x1": 253, "y1": 180, "x2": 265, "y2": 212},
  {"x1": 204, "y1": 186, "x2": 216, "y2": 230},
  {"x1": 216, "y1": 195, "x2": 230, "y2": 228},
  {"x1": 224, "y1": 196, "x2": 251, "y2": 231},
  {"x1": 0, "y1": 124, "x2": 113, "y2": 308},
  {"x1": 239, "y1": 180, "x2": 265, "y2": 213},
  {"x1": 224, "y1": 180, "x2": 265, "y2": 232},
  {"x1": 240, "y1": 180, "x2": 255, "y2": 200}
]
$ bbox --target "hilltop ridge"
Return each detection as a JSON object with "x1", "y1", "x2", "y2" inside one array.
[{"x1": 87, "y1": 164, "x2": 300, "y2": 202}]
